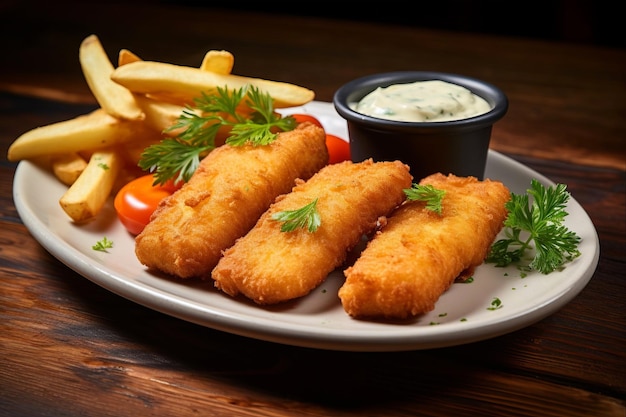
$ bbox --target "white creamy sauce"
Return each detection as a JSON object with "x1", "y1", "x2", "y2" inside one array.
[{"x1": 354, "y1": 80, "x2": 491, "y2": 122}]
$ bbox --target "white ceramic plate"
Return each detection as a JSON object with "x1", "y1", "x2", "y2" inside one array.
[{"x1": 13, "y1": 101, "x2": 599, "y2": 352}]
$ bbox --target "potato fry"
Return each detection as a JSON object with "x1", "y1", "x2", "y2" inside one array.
[
  {"x1": 59, "y1": 150, "x2": 122, "y2": 222},
  {"x1": 116, "y1": 130, "x2": 164, "y2": 166},
  {"x1": 133, "y1": 94, "x2": 192, "y2": 135},
  {"x1": 118, "y1": 48, "x2": 142, "y2": 66},
  {"x1": 133, "y1": 94, "x2": 232, "y2": 146},
  {"x1": 7, "y1": 109, "x2": 140, "y2": 161},
  {"x1": 51, "y1": 153, "x2": 88, "y2": 185},
  {"x1": 199, "y1": 50, "x2": 234, "y2": 74},
  {"x1": 80, "y1": 35, "x2": 143, "y2": 120},
  {"x1": 111, "y1": 60, "x2": 315, "y2": 108}
]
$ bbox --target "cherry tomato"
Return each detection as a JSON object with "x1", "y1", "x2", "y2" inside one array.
[
  {"x1": 114, "y1": 174, "x2": 181, "y2": 235},
  {"x1": 326, "y1": 134, "x2": 351, "y2": 164},
  {"x1": 291, "y1": 113, "x2": 324, "y2": 129},
  {"x1": 291, "y1": 114, "x2": 350, "y2": 164}
]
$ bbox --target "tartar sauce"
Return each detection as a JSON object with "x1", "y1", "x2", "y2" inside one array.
[{"x1": 354, "y1": 80, "x2": 491, "y2": 122}]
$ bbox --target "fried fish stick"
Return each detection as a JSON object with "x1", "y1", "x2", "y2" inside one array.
[
  {"x1": 212, "y1": 159, "x2": 412, "y2": 304},
  {"x1": 339, "y1": 173, "x2": 510, "y2": 320},
  {"x1": 135, "y1": 122, "x2": 328, "y2": 279}
]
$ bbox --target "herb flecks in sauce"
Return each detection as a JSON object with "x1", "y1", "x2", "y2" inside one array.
[{"x1": 355, "y1": 80, "x2": 491, "y2": 122}]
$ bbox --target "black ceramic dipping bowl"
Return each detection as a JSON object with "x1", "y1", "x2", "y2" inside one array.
[{"x1": 333, "y1": 71, "x2": 508, "y2": 180}]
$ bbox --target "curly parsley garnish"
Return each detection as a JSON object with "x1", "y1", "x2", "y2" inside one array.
[
  {"x1": 92, "y1": 236, "x2": 113, "y2": 252},
  {"x1": 271, "y1": 198, "x2": 321, "y2": 232},
  {"x1": 404, "y1": 183, "x2": 446, "y2": 215},
  {"x1": 486, "y1": 179, "x2": 581, "y2": 274},
  {"x1": 138, "y1": 85, "x2": 297, "y2": 185}
]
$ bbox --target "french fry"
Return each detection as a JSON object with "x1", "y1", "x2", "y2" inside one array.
[
  {"x1": 116, "y1": 129, "x2": 164, "y2": 166},
  {"x1": 118, "y1": 138, "x2": 159, "y2": 167},
  {"x1": 111, "y1": 60, "x2": 315, "y2": 108},
  {"x1": 133, "y1": 94, "x2": 191, "y2": 135},
  {"x1": 59, "y1": 150, "x2": 122, "y2": 222},
  {"x1": 79, "y1": 35, "x2": 143, "y2": 120},
  {"x1": 118, "y1": 48, "x2": 142, "y2": 66},
  {"x1": 7, "y1": 109, "x2": 140, "y2": 161},
  {"x1": 199, "y1": 50, "x2": 234, "y2": 74},
  {"x1": 51, "y1": 153, "x2": 88, "y2": 185},
  {"x1": 119, "y1": 49, "x2": 234, "y2": 106}
]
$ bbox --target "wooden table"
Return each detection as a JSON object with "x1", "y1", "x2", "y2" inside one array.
[{"x1": 1, "y1": 3, "x2": 624, "y2": 416}]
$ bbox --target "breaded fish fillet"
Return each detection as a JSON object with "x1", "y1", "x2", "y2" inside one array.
[
  {"x1": 339, "y1": 173, "x2": 510, "y2": 320},
  {"x1": 135, "y1": 122, "x2": 328, "y2": 279},
  {"x1": 212, "y1": 159, "x2": 413, "y2": 304}
]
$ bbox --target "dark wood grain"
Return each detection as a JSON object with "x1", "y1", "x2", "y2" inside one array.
[{"x1": 1, "y1": 2, "x2": 624, "y2": 416}]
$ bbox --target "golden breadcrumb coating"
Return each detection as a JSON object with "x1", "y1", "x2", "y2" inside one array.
[
  {"x1": 135, "y1": 122, "x2": 328, "y2": 279},
  {"x1": 339, "y1": 173, "x2": 510, "y2": 320},
  {"x1": 212, "y1": 159, "x2": 413, "y2": 304}
]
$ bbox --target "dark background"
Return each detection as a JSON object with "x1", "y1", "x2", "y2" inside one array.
[{"x1": 168, "y1": 0, "x2": 621, "y2": 48}]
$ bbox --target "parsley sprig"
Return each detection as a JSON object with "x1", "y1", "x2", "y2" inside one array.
[
  {"x1": 138, "y1": 85, "x2": 297, "y2": 185},
  {"x1": 486, "y1": 179, "x2": 581, "y2": 274},
  {"x1": 271, "y1": 198, "x2": 321, "y2": 232},
  {"x1": 404, "y1": 184, "x2": 446, "y2": 215},
  {"x1": 92, "y1": 236, "x2": 113, "y2": 252}
]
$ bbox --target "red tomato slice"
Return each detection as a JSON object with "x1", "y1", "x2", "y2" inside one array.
[
  {"x1": 291, "y1": 113, "x2": 324, "y2": 129},
  {"x1": 114, "y1": 174, "x2": 181, "y2": 235},
  {"x1": 326, "y1": 134, "x2": 351, "y2": 164}
]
